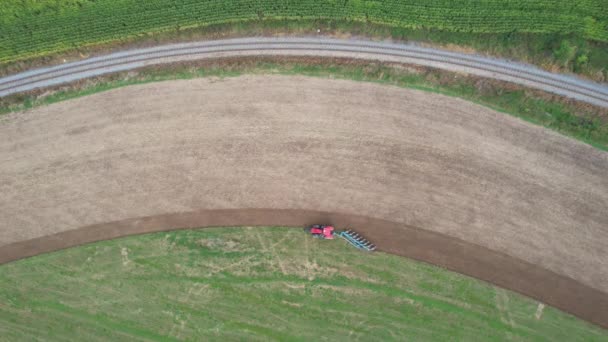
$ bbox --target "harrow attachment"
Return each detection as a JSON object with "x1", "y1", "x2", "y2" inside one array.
[{"x1": 338, "y1": 229, "x2": 376, "y2": 251}]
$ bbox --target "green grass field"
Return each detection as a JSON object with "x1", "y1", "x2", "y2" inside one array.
[
  {"x1": 1, "y1": 227, "x2": 606, "y2": 340},
  {"x1": 1, "y1": 1, "x2": 607, "y2": 78}
]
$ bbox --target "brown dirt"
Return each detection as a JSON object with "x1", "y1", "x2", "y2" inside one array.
[
  {"x1": 1, "y1": 76, "x2": 607, "y2": 326},
  {"x1": 2, "y1": 208, "x2": 608, "y2": 328}
]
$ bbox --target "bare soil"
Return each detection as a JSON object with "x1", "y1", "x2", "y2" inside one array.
[
  {"x1": 1, "y1": 76, "x2": 607, "y2": 325},
  {"x1": 2, "y1": 208, "x2": 608, "y2": 329},
  {"x1": 3, "y1": 57, "x2": 607, "y2": 121}
]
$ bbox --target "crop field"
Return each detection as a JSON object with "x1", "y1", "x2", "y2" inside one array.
[
  {"x1": 1, "y1": 227, "x2": 606, "y2": 340},
  {"x1": 0, "y1": 0, "x2": 607, "y2": 69}
]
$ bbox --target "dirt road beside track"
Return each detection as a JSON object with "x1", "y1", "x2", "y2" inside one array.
[{"x1": 1, "y1": 76, "x2": 607, "y2": 325}]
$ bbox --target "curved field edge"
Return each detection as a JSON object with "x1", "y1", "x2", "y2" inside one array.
[
  {"x1": 4, "y1": 209, "x2": 608, "y2": 330},
  {"x1": 2, "y1": 59, "x2": 607, "y2": 151},
  {"x1": 1, "y1": 226, "x2": 606, "y2": 341},
  {"x1": 1, "y1": 6, "x2": 607, "y2": 81}
]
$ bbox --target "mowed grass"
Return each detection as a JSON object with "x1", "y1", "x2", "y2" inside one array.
[
  {"x1": 0, "y1": 227, "x2": 606, "y2": 341},
  {"x1": 0, "y1": 1, "x2": 607, "y2": 78}
]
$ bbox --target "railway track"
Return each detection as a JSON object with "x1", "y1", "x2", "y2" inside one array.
[{"x1": 1, "y1": 37, "x2": 608, "y2": 108}]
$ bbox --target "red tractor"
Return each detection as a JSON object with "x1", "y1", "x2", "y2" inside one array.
[
  {"x1": 305, "y1": 224, "x2": 376, "y2": 251},
  {"x1": 306, "y1": 224, "x2": 335, "y2": 239}
]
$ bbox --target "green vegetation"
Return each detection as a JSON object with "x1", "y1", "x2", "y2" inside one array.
[
  {"x1": 2, "y1": 61, "x2": 607, "y2": 151},
  {"x1": 1, "y1": 227, "x2": 605, "y2": 340},
  {"x1": 1, "y1": 1, "x2": 607, "y2": 79}
]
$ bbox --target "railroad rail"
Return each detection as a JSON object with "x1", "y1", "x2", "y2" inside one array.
[{"x1": 1, "y1": 37, "x2": 608, "y2": 108}]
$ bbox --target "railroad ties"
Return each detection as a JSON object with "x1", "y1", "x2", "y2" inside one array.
[{"x1": 338, "y1": 229, "x2": 376, "y2": 251}]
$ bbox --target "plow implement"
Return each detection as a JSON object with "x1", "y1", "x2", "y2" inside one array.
[
  {"x1": 338, "y1": 230, "x2": 376, "y2": 251},
  {"x1": 306, "y1": 225, "x2": 376, "y2": 252}
]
